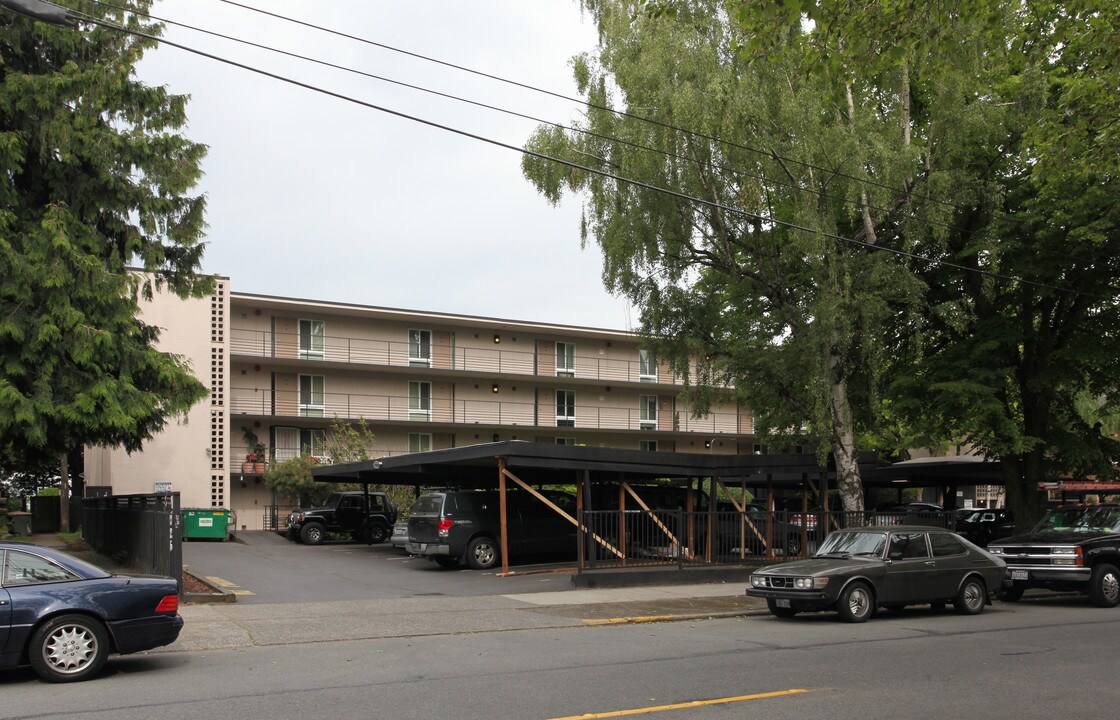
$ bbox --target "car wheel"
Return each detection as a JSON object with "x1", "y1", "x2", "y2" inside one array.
[
  {"x1": 28, "y1": 614, "x2": 110, "y2": 683},
  {"x1": 1089, "y1": 563, "x2": 1120, "y2": 608},
  {"x1": 434, "y1": 557, "x2": 460, "y2": 568},
  {"x1": 465, "y1": 536, "x2": 500, "y2": 570},
  {"x1": 836, "y1": 581, "x2": 874, "y2": 623},
  {"x1": 999, "y1": 588, "x2": 1024, "y2": 602},
  {"x1": 366, "y1": 524, "x2": 388, "y2": 544},
  {"x1": 953, "y1": 576, "x2": 987, "y2": 615},
  {"x1": 766, "y1": 599, "x2": 797, "y2": 618},
  {"x1": 300, "y1": 522, "x2": 325, "y2": 545},
  {"x1": 785, "y1": 535, "x2": 803, "y2": 557}
]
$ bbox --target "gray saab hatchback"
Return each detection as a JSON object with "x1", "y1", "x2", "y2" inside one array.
[{"x1": 747, "y1": 526, "x2": 1005, "y2": 622}]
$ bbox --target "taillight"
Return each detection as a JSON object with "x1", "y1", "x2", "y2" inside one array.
[
  {"x1": 437, "y1": 518, "x2": 453, "y2": 537},
  {"x1": 156, "y1": 595, "x2": 179, "y2": 613}
]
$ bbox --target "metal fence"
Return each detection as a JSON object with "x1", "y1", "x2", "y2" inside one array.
[
  {"x1": 83, "y1": 493, "x2": 182, "y2": 591},
  {"x1": 578, "y1": 509, "x2": 954, "y2": 570},
  {"x1": 263, "y1": 504, "x2": 298, "y2": 532}
]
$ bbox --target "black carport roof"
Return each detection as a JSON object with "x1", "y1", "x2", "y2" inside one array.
[{"x1": 310, "y1": 440, "x2": 885, "y2": 489}]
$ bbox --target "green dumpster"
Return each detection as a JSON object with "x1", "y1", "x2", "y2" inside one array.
[{"x1": 182, "y1": 508, "x2": 233, "y2": 541}]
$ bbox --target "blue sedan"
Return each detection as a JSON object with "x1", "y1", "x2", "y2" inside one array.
[{"x1": 1, "y1": 542, "x2": 183, "y2": 682}]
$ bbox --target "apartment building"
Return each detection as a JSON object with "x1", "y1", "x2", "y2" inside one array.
[{"x1": 85, "y1": 280, "x2": 758, "y2": 531}]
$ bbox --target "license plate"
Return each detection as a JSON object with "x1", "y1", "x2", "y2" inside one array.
[
  {"x1": 1011, "y1": 570, "x2": 1029, "y2": 580},
  {"x1": 776, "y1": 599, "x2": 791, "y2": 608}
]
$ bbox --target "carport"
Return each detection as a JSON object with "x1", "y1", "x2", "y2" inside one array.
[{"x1": 311, "y1": 441, "x2": 874, "y2": 576}]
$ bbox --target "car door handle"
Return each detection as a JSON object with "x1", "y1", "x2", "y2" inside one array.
[
  {"x1": 924, "y1": 561, "x2": 936, "y2": 566},
  {"x1": 0, "y1": 600, "x2": 7, "y2": 606}
]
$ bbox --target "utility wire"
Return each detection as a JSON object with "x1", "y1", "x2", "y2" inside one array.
[
  {"x1": 86, "y1": 0, "x2": 972, "y2": 240},
  {"x1": 33, "y1": 1, "x2": 1102, "y2": 298},
  {"x1": 216, "y1": 0, "x2": 973, "y2": 218}
]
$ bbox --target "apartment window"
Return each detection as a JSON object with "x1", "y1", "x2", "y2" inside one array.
[
  {"x1": 274, "y1": 427, "x2": 326, "y2": 461},
  {"x1": 300, "y1": 428, "x2": 326, "y2": 456},
  {"x1": 298, "y1": 375, "x2": 325, "y2": 417},
  {"x1": 299, "y1": 319, "x2": 325, "y2": 359},
  {"x1": 639, "y1": 395, "x2": 658, "y2": 430},
  {"x1": 639, "y1": 349, "x2": 657, "y2": 382},
  {"x1": 639, "y1": 439, "x2": 658, "y2": 452},
  {"x1": 409, "y1": 433, "x2": 432, "y2": 453},
  {"x1": 408, "y1": 329, "x2": 431, "y2": 367},
  {"x1": 556, "y1": 342, "x2": 575, "y2": 377},
  {"x1": 555, "y1": 437, "x2": 577, "y2": 446},
  {"x1": 556, "y1": 390, "x2": 575, "y2": 427},
  {"x1": 409, "y1": 381, "x2": 431, "y2": 421}
]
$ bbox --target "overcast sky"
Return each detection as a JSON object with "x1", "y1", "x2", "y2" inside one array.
[{"x1": 136, "y1": 1, "x2": 636, "y2": 330}]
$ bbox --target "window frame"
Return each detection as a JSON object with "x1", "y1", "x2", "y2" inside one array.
[
  {"x1": 638, "y1": 348, "x2": 657, "y2": 382},
  {"x1": 408, "y1": 432, "x2": 433, "y2": 453},
  {"x1": 556, "y1": 389, "x2": 575, "y2": 427},
  {"x1": 408, "y1": 328, "x2": 432, "y2": 367},
  {"x1": 639, "y1": 394, "x2": 658, "y2": 430},
  {"x1": 299, "y1": 319, "x2": 325, "y2": 360},
  {"x1": 409, "y1": 381, "x2": 432, "y2": 421},
  {"x1": 298, "y1": 374, "x2": 325, "y2": 417},
  {"x1": 556, "y1": 342, "x2": 575, "y2": 377}
]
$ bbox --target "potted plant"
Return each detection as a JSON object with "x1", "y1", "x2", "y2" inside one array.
[{"x1": 242, "y1": 427, "x2": 267, "y2": 474}]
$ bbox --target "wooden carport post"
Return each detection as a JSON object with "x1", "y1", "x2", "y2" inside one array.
[{"x1": 498, "y1": 455, "x2": 510, "y2": 577}]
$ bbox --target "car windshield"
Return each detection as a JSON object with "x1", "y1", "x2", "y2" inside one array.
[
  {"x1": 814, "y1": 531, "x2": 887, "y2": 558},
  {"x1": 1033, "y1": 506, "x2": 1120, "y2": 534}
]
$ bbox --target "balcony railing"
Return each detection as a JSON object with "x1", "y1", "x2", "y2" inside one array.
[
  {"x1": 229, "y1": 388, "x2": 747, "y2": 434},
  {"x1": 230, "y1": 328, "x2": 680, "y2": 385}
]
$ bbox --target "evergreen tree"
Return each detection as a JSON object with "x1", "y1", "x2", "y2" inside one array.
[{"x1": 0, "y1": 0, "x2": 210, "y2": 518}]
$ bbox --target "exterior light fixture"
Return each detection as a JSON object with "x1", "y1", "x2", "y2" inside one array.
[
  {"x1": 491, "y1": 384, "x2": 499, "y2": 393},
  {"x1": 493, "y1": 334, "x2": 501, "y2": 344}
]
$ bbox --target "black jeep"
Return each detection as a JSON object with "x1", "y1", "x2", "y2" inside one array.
[{"x1": 285, "y1": 490, "x2": 398, "y2": 546}]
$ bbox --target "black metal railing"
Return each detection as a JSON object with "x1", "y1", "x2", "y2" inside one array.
[
  {"x1": 577, "y1": 509, "x2": 954, "y2": 570},
  {"x1": 83, "y1": 493, "x2": 182, "y2": 591},
  {"x1": 263, "y1": 504, "x2": 298, "y2": 532}
]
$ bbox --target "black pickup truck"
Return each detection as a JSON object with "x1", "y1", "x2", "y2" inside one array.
[
  {"x1": 284, "y1": 490, "x2": 398, "y2": 545},
  {"x1": 988, "y1": 504, "x2": 1120, "y2": 606}
]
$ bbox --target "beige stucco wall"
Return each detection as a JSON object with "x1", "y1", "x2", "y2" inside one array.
[{"x1": 84, "y1": 277, "x2": 229, "y2": 509}]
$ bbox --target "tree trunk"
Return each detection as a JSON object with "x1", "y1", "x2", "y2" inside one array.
[
  {"x1": 829, "y1": 373, "x2": 864, "y2": 512},
  {"x1": 59, "y1": 452, "x2": 70, "y2": 533}
]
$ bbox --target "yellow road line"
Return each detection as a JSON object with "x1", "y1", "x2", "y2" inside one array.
[
  {"x1": 544, "y1": 688, "x2": 814, "y2": 720},
  {"x1": 582, "y1": 616, "x2": 675, "y2": 626}
]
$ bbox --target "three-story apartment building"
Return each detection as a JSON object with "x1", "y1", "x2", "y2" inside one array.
[{"x1": 85, "y1": 280, "x2": 759, "y2": 531}]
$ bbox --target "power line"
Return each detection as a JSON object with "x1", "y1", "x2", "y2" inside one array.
[
  {"x1": 216, "y1": 0, "x2": 974, "y2": 218},
  {"x1": 87, "y1": 0, "x2": 975, "y2": 242},
  {"x1": 25, "y1": 1, "x2": 1102, "y2": 299}
]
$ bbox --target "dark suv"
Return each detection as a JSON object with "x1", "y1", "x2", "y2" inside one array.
[
  {"x1": 988, "y1": 504, "x2": 1120, "y2": 606},
  {"x1": 406, "y1": 489, "x2": 577, "y2": 570}
]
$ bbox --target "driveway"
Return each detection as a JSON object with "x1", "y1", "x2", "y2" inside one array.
[{"x1": 182, "y1": 531, "x2": 581, "y2": 603}]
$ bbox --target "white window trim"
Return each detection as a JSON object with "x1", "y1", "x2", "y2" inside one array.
[
  {"x1": 298, "y1": 374, "x2": 325, "y2": 417},
  {"x1": 556, "y1": 389, "x2": 575, "y2": 427},
  {"x1": 556, "y1": 342, "x2": 575, "y2": 378},
  {"x1": 299, "y1": 319, "x2": 325, "y2": 360},
  {"x1": 639, "y1": 394, "x2": 657, "y2": 430},
  {"x1": 409, "y1": 381, "x2": 432, "y2": 421},
  {"x1": 409, "y1": 328, "x2": 432, "y2": 367}
]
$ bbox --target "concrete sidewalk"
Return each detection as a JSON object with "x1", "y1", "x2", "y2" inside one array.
[
  {"x1": 170, "y1": 583, "x2": 767, "y2": 653},
  {"x1": 21, "y1": 532, "x2": 767, "y2": 652}
]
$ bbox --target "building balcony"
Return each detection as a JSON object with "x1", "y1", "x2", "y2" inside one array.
[
  {"x1": 229, "y1": 388, "x2": 750, "y2": 435},
  {"x1": 230, "y1": 328, "x2": 679, "y2": 386}
]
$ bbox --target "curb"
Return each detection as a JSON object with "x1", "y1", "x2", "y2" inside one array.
[{"x1": 581, "y1": 607, "x2": 766, "y2": 625}]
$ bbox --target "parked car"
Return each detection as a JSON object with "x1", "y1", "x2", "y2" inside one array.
[
  {"x1": 747, "y1": 526, "x2": 1005, "y2": 622},
  {"x1": 988, "y1": 504, "x2": 1120, "y2": 606},
  {"x1": 284, "y1": 490, "x2": 398, "y2": 545},
  {"x1": 956, "y1": 508, "x2": 1014, "y2": 547},
  {"x1": 390, "y1": 519, "x2": 411, "y2": 552},
  {"x1": 407, "y1": 489, "x2": 577, "y2": 570},
  {"x1": 0, "y1": 543, "x2": 183, "y2": 683},
  {"x1": 873, "y1": 502, "x2": 948, "y2": 527}
]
